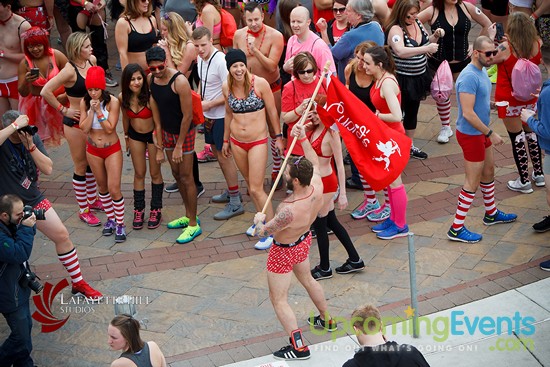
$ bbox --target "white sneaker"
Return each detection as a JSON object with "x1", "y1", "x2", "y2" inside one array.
[
  {"x1": 254, "y1": 236, "x2": 273, "y2": 250},
  {"x1": 532, "y1": 173, "x2": 546, "y2": 187},
  {"x1": 437, "y1": 126, "x2": 453, "y2": 144},
  {"x1": 507, "y1": 177, "x2": 534, "y2": 194},
  {"x1": 246, "y1": 224, "x2": 256, "y2": 236}
]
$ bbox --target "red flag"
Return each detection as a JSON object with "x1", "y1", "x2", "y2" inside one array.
[{"x1": 318, "y1": 75, "x2": 411, "y2": 191}]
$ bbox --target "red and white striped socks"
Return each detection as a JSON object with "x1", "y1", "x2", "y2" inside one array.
[
  {"x1": 86, "y1": 167, "x2": 98, "y2": 205},
  {"x1": 480, "y1": 181, "x2": 497, "y2": 217},
  {"x1": 58, "y1": 248, "x2": 83, "y2": 284},
  {"x1": 452, "y1": 189, "x2": 475, "y2": 230},
  {"x1": 359, "y1": 174, "x2": 378, "y2": 205},
  {"x1": 113, "y1": 197, "x2": 125, "y2": 225},
  {"x1": 72, "y1": 173, "x2": 88, "y2": 213},
  {"x1": 437, "y1": 99, "x2": 451, "y2": 128},
  {"x1": 99, "y1": 192, "x2": 115, "y2": 221}
]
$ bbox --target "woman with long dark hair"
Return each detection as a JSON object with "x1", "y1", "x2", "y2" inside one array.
[
  {"x1": 80, "y1": 66, "x2": 125, "y2": 242},
  {"x1": 119, "y1": 63, "x2": 164, "y2": 231}
]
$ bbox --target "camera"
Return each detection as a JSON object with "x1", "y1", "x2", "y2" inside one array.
[
  {"x1": 19, "y1": 125, "x2": 38, "y2": 136},
  {"x1": 19, "y1": 269, "x2": 43, "y2": 294},
  {"x1": 22, "y1": 205, "x2": 46, "y2": 220}
]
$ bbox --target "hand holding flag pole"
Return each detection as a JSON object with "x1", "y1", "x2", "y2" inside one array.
[{"x1": 253, "y1": 61, "x2": 331, "y2": 234}]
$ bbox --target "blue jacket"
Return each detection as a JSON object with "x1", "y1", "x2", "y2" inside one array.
[
  {"x1": 330, "y1": 21, "x2": 385, "y2": 83},
  {"x1": 0, "y1": 220, "x2": 35, "y2": 313},
  {"x1": 527, "y1": 79, "x2": 550, "y2": 154}
]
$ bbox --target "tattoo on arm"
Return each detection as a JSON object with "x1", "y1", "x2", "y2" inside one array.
[
  {"x1": 257, "y1": 207, "x2": 294, "y2": 237},
  {"x1": 498, "y1": 44, "x2": 507, "y2": 51}
]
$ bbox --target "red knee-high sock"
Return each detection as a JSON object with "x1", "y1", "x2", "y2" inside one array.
[
  {"x1": 72, "y1": 173, "x2": 88, "y2": 213},
  {"x1": 452, "y1": 188, "x2": 475, "y2": 231},
  {"x1": 58, "y1": 248, "x2": 83, "y2": 284},
  {"x1": 390, "y1": 184, "x2": 408, "y2": 228},
  {"x1": 99, "y1": 192, "x2": 115, "y2": 221},
  {"x1": 85, "y1": 166, "x2": 98, "y2": 204},
  {"x1": 113, "y1": 197, "x2": 125, "y2": 225},
  {"x1": 480, "y1": 181, "x2": 497, "y2": 217},
  {"x1": 436, "y1": 99, "x2": 451, "y2": 127}
]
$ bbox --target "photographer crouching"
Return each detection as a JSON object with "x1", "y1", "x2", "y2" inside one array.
[
  {"x1": 0, "y1": 194, "x2": 38, "y2": 367},
  {"x1": 0, "y1": 110, "x2": 103, "y2": 301}
]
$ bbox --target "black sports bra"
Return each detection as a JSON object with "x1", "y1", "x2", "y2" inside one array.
[
  {"x1": 228, "y1": 77, "x2": 265, "y2": 114},
  {"x1": 65, "y1": 61, "x2": 93, "y2": 98},
  {"x1": 127, "y1": 17, "x2": 157, "y2": 53}
]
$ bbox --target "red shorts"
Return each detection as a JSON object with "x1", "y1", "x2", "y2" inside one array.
[
  {"x1": 163, "y1": 129, "x2": 196, "y2": 154},
  {"x1": 17, "y1": 6, "x2": 50, "y2": 29},
  {"x1": 267, "y1": 232, "x2": 312, "y2": 274},
  {"x1": 0, "y1": 77, "x2": 18, "y2": 99},
  {"x1": 86, "y1": 140, "x2": 122, "y2": 159},
  {"x1": 33, "y1": 198, "x2": 52, "y2": 211},
  {"x1": 501, "y1": 102, "x2": 537, "y2": 118},
  {"x1": 322, "y1": 170, "x2": 338, "y2": 194},
  {"x1": 456, "y1": 130, "x2": 492, "y2": 163},
  {"x1": 230, "y1": 136, "x2": 268, "y2": 152}
]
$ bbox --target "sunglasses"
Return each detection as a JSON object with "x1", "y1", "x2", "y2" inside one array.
[
  {"x1": 147, "y1": 64, "x2": 166, "y2": 72},
  {"x1": 297, "y1": 68, "x2": 315, "y2": 75},
  {"x1": 332, "y1": 7, "x2": 346, "y2": 13},
  {"x1": 477, "y1": 49, "x2": 498, "y2": 57}
]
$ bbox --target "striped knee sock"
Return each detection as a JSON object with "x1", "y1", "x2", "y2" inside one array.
[
  {"x1": 359, "y1": 174, "x2": 377, "y2": 205},
  {"x1": 480, "y1": 181, "x2": 497, "y2": 217},
  {"x1": 85, "y1": 166, "x2": 98, "y2": 204},
  {"x1": 452, "y1": 189, "x2": 475, "y2": 230},
  {"x1": 72, "y1": 173, "x2": 88, "y2": 213},
  {"x1": 113, "y1": 197, "x2": 125, "y2": 225},
  {"x1": 58, "y1": 248, "x2": 83, "y2": 284},
  {"x1": 99, "y1": 192, "x2": 115, "y2": 221},
  {"x1": 436, "y1": 99, "x2": 451, "y2": 127}
]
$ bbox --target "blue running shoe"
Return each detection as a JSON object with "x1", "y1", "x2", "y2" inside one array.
[
  {"x1": 372, "y1": 218, "x2": 395, "y2": 233},
  {"x1": 483, "y1": 210, "x2": 517, "y2": 226},
  {"x1": 377, "y1": 222, "x2": 409, "y2": 240},
  {"x1": 447, "y1": 226, "x2": 482, "y2": 243}
]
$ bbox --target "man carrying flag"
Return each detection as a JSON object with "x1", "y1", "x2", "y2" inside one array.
[{"x1": 318, "y1": 45, "x2": 412, "y2": 239}]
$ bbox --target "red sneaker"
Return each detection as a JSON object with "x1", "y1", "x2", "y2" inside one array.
[
  {"x1": 79, "y1": 209, "x2": 101, "y2": 227},
  {"x1": 197, "y1": 144, "x2": 216, "y2": 163},
  {"x1": 89, "y1": 199, "x2": 105, "y2": 212},
  {"x1": 71, "y1": 280, "x2": 103, "y2": 302}
]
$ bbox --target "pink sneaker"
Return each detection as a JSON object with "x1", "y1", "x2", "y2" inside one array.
[
  {"x1": 89, "y1": 199, "x2": 104, "y2": 212},
  {"x1": 197, "y1": 144, "x2": 217, "y2": 163},
  {"x1": 79, "y1": 209, "x2": 101, "y2": 226}
]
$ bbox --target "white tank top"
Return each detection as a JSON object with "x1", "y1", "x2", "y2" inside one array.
[{"x1": 91, "y1": 104, "x2": 109, "y2": 130}]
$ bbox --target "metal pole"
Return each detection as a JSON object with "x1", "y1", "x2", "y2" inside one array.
[{"x1": 408, "y1": 232, "x2": 419, "y2": 338}]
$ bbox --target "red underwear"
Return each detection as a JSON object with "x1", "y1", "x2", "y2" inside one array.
[
  {"x1": 230, "y1": 136, "x2": 268, "y2": 152},
  {"x1": 322, "y1": 170, "x2": 338, "y2": 194},
  {"x1": 267, "y1": 232, "x2": 312, "y2": 274},
  {"x1": 86, "y1": 140, "x2": 122, "y2": 159}
]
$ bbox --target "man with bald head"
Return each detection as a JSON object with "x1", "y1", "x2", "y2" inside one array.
[{"x1": 283, "y1": 6, "x2": 336, "y2": 76}]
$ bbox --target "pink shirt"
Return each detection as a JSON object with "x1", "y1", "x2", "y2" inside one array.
[{"x1": 285, "y1": 31, "x2": 336, "y2": 76}]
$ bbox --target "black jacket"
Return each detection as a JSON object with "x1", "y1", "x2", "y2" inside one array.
[{"x1": 0, "y1": 220, "x2": 35, "y2": 313}]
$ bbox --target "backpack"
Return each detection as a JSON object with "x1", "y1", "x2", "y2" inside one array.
[
  {"x1": 430, "y1": 60, "x2": 453, "y2": 103},
  {"x1": 510, "y1": 58, "x2": 542, "y2": 102},
  {"x1": 191, "y1": 90, "x2": 205, "y2": 126},
  {"x1": 219, "y1": 9, "x2": 237, "y2": 48}
]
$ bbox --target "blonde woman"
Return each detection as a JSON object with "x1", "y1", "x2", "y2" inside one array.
[{"x1": 158, "y1": 11, "x2": 196, "y2": 78}]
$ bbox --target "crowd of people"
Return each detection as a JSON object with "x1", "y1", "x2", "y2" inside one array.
[{"x1": 1, "y1": 0, "x2": 550, "y2": 364}]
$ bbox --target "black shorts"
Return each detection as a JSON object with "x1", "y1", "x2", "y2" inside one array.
[
  {"x1": 480, "y1": 0, "x2": 509, "y2": 16},
  {"x1": 429, "y1": 57, "x2": 471, "y2": 74},
  {"x1": 128, "y1": 125, "x2": 154, "y2": 144}
]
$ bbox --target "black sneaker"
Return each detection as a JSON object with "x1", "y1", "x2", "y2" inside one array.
[
  {"x1": 196, "y1": 184, "x2": 205, "y2": 198},
  {"x1": 273, "y1": 344, "x2": 310, "y2": 360},
  {"x1": 335, "y1": 259, "x2": 365, "y2": 274},
  {"x1": 105, "y1": 71, "x2": 118, "y2": 87},
  {"x1": 311, "y1": 265, "x2": 333, "y2": 280},
  {"x1": 307, "y1": 314, "x2": 337, "y2": 331},
  {"x1": 540, "y1": 260, "x2": 550, "y2": 271},
  {"x1": 164, "y1": 182, "x2": 179, "y2": 193},
  {"x1": 410, "y1": 146, "x2": 428, "y2": 160},
  {"x1": 533, "y1": 216, "x2": 550, "y2": 233}
]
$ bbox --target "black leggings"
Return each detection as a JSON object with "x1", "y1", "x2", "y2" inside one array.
[
  {"x1": 313, "y1": 209, "x2": 360, "y2": 270},
  {"x1": 401, "y1": 92, "x2": 421, "y2": 132}
]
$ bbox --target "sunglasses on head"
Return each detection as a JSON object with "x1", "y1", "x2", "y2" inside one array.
[
  {"x1": 297, "y1": 68, "x2": 315, "y2": 75},
  {"x1": 477, "y1": 50, "x2": 498, "y2": 57},
  {"x1": 148, "y1": 64, "x2": 166, "y2": 72},
  {"x1": 332, "y1": 7, "x2": 346, "y2": 13}
]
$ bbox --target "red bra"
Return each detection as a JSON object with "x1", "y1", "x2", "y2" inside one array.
[
  {"x1": 309, "y1": 128, "x2": 332, "y2": 159},
  {"x1": 126, "y1": 106, "x2": 152, "y2": 119}
]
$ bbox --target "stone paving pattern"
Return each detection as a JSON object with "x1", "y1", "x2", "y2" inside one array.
[{"x1": 0, "y1": 20, "x2": 549, "y2": 367}]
